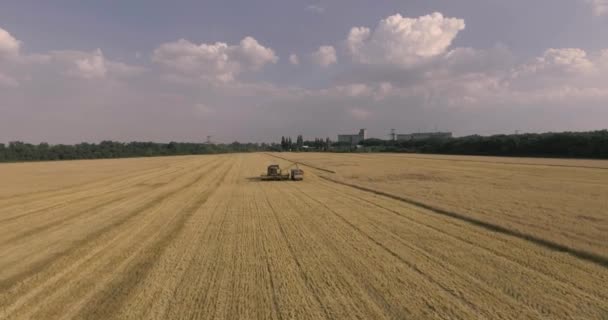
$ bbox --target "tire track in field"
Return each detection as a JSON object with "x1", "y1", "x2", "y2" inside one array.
[
  {"x1": 249, "y1": 182, "x2": 328, "y2": 320},
  {"x1": 2, "y1": 188, "x2": 142, "y2": 245},
  {"x1": 224, "y1": 179, "x2": 261, "y2": 320},
  {"x1": 0, "y1": 161, "x2": 193, "y2": 223},
  {"x1": 318, "y1": 176, "x2": 599, "y2": 274},
  {"x1": 267, "y1": 153, "x2": 608, "y2": 312},
  {"x1": 0, "y1": 163, "x2": 173, "y2": 202},
  {"x1": 259, "y1": 185, "x2": 333, "y2": 320},
  {"x1": 0, "y1": 160, "x2": 177, "y2": 201},
  {"x1": 264, "y1": 153, "x2": 336, "y2": 173},
  {"x1": 0, "y1": 157, "x2": 200, "y2": 204},
  {"x1": 350, "y1": 153, "x2": 608, "y2": 170},
  {"x1": 261, "y1": 154, "x2": 475, "y2": 318},
  {"x1": 272, "y1": 153, "x2": 608, "y2": 268},
  {"x1": 174, "y1": 204, "x2": 230, "y2": 319},
  {"x1": 316, "y1": 178, "x2": 608, "y2": 304},
  {"x1": 159, "y1": 157, "x2": 242, "y2": 320},
  {"x1": 299, "y1": 182, "x2": 569, "y2": 317},
  {"x1": 318, "y1": 175, "x2": 608, "y2": 269},
  {"x1": 273, "y1": 153, "x2": 608, "y2": 257},
  {"x1": 273, "y1": 181, "x2": 491, "y2": 319},
  {"x1": 0, "y1": 166, "x2": 180, "y2": 223},
  {"x1": 249, "y1": 194, "x2": 283, "y2": 320},
  {"x1": 0, "y1": 158, "x2": 232, "y2": 319},
  {"x1": 267, "y1": 182, "x2": 418, "y2": 319},
  {"x1": 191, "y1": 167, "x2": 246, "y2": 320},
  {"x1": 0, "y1": 159, "x2": 223, "y2": 296},
  {"x1": 0, "y1": 159, "x2": 222, "y2": 278},
  {"x1": 259, "y1": 233, "x2": 283, "y2": 319},
  {"x1": 259, "y1": 179, "x2": 418, "y2": 318},
  {"x1": 176, "y1": 177, "x2": 241, "y2": 320},
  {"x1": 183, "y1": 201, "x2": 232, "y2": 320},
  {"x1": 72, "y1": 159, "x2": 235, "y2": 320},
  {"x1": 1, "y1": 158, "x2": 222, "y2": 244},
  {"x1": 294, "y1": 183, "x2": 515, "y2": 317},
  {"x1": 151, "y1": 159, "x2": 242, "y2": 320},
  {"x1": 306, "y1": 178, "x2": 608, "y2": 317}
]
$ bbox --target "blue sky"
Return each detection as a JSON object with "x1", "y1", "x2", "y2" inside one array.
[
  {"x1": 4, "y1": 1, "x2": 604, "y2": 55},
  {"x1": 1, "y1": 0, "x2": 607, "y2": 143}
]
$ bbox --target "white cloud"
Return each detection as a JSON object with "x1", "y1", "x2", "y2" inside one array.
[
  {"x1": 376, "y1": 82, "x2": 393, "y2": 99},
  {"x1": 153, "y1": 36, "x2": 277, "y2": 82},
  {"x1": 19, "y1": 53, "x2": 51, "y2": 65},
  {"x1": 588, "y1": 0, "x2": 608, "y2": 16},
  {"x1": 50, "y1": 49, "x2": 144, "y2": 79},
  {"x1": 0, "y1": 27, "x2": 51, "y2": 66},
  {"x1": 443, "y1": 45, "x2": 514, "y2": 74},
  {"x1": 434, "y1": 47, "x2": 608, "y2": 107},
  {"x1": 349, "y1": 108, "x2": 371, "y2": 120},
  {"x1": 330, "y1": 42, "x2": 608, "y2": 110},
  {"x1": 107, "y1": 60, "x2": 146, "y2": 77},
  {"x1": 194, "y1": 103, "x2": 214, "y2": 116},
  {"x1": 153, "y1": 39, "x2": 236, "y2": 82},
  {"x1": 233, "y1": 37, "x2": 279, "y2": 70},
  {"x1": 0, "y1": 27, "x2": 20, "y2": 58},
  {"x1": 346, "y1": 27, "x2": 370, "y2": 59},
  {"x1": 2, "y1": 23, "x2": 608, "y2": 144},
  {"x1": 0, "y1": 73, "x2": 19, "y2": 88},
  {"x1": 315, "y1": 82, "x2": 402, "y2": 101},
  {"x1": 334, "y1": 83, "x2": 372, "y2": 97},
  {"x1": 516, "y1": 48, "x2": 594, "y2": 76},
  {"x1": 598, "y1": 49, "x2": 608, "y2": 67},
  {"x1": 494, "y1": 48, "x2": 608, "y2": 105},
  {"x1": 311, "y1": 45, "x2": 337, "y2": 67},
  {"x1": 509, "y1": 48, "x2": 598, "y2": 93},
  {"x1": 289, "y1": 53, "x2": 299, "y2": 65},
  {"x1": 74, "y1": 49, "x2": 107, "y2": 79},
  {"x1": 0, "y1": 27, "x2": 142, "y2": 87},
  {"x1": 346, "y1": 12, "x2": 465, "y2": 67}
]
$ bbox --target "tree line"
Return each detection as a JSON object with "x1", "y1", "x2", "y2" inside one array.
[
  {"x1": 1, "y1": 130, "x2": 606, "y2": 162},
  {"x1": 360, "y1": 130, "x2": 608, "y2": 159},
  {"x1": 0, "y1": 137, "x2": 333, "y2": 162},
  {"x1": 0, "y1": 141, "x2": 274, "y2": 162},
  {"x1": 280, "y1": 135, "x2": 332, "y2": 151}
]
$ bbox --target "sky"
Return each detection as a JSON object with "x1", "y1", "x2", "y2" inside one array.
[{"x1": 1, "y1": 0, "x2": 608, "y2": 143}]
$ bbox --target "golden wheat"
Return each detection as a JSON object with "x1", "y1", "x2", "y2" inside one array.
[{"x1": 1, "y1": 153, "x2": 607, "y2": 319}]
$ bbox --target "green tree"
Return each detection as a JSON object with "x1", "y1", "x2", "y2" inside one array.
[{"x1": 296, "y1": 135, "x2": 303, "y2": 151}]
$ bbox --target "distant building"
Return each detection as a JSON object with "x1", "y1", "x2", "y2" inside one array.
[
  {"x1": 338, "y1": 128, "x2": 368, "y2": 146},
  {"x1": 396, "y1": 132, "x2": 452, "y2": 141}
]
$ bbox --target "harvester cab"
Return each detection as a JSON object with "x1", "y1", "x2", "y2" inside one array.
[{"x1": 267, "y1": 164, "x2": 281, "y2": 176}]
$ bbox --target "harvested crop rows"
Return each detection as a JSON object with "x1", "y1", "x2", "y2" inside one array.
[{"x1": 1, "y1": 153, "x2": 607, "y2": 319}]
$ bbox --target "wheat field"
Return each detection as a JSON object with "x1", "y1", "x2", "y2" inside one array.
[{"x1": 1, "y1": 153, "x2": 607, "y2": 319}]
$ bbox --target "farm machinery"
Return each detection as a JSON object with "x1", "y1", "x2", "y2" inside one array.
[{"x1": 261, "y1": 164, "x2": 304, "y2": 181}]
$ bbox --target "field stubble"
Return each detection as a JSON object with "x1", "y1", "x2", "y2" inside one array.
[
  {"x1": 275, "y1": 152, "x2": 608, "y2": 259},
  {"x1": 0, "y1": 153, "x2": 607, "y2": 319}
]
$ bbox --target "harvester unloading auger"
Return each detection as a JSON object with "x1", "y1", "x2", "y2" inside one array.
[{"x1": 260, "y1": 163, "x2": 304, "y2": 181}]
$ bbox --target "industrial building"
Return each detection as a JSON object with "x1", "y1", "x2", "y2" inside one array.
[
  {"x1": 396, "y1": 132, "x2": 452, "y2": 141},
  {"x1": 338, "y1": 129, "x2": 368, "y2": 146}
]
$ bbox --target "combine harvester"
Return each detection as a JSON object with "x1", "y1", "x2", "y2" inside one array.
[{"x1": 261, "y1": 164, "x2": 304, "y2": 181}]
